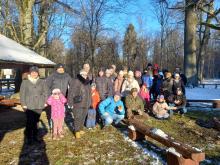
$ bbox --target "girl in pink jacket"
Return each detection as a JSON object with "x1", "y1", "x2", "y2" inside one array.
[{"x1": 47, "y1": 88, "x2": 67, "y2": 140}]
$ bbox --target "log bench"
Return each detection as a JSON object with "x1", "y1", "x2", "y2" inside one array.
[
  {"x1": 0, "y1": 99, "x2": 20, "y2": 106},
  {"x1": 125, "y1": 118, "x2": 205, "y2": 165}
]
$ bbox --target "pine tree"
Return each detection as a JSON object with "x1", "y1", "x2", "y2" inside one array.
[{"x1": 123, "y1": 24, "x2": 137, "y2": 70}]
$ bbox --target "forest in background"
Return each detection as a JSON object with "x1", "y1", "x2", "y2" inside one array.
[{"x1": 0, "y1": 0, "x2": 220, "y2": 85}]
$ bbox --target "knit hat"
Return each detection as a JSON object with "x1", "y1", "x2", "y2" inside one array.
[
  {"x1": 52, "y1": 88, "x2": 61, "y2": 94},
  {"x1": 56, "y1": 63, "x2": 65, "y2": 70},
  {"x1": 128, "y1": 71, "x2": 134, "y2": 77},
  {"x1": 157, "y1": 95, "x2": 164, "y2": 99},
  {"x1": 91, "y1": 83, "x2": 96, "y2": 87},
  {"x1": 29, "y1": 66, "x2": 39, "y2": 73},
  {"x1": 131, "y1": 88, "x2": 138, "y2": 93},
  {"x1": 114, "y1": 91, "x2": 122, "y2": 97}
]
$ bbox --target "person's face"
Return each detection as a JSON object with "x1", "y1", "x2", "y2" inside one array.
[
  {"x1": 30, "y1": 71, "x2": 39, "y2": 79},
  {"x1": 177, "y1": 90, "x2": 182, "y2": 95},
  {"x1": 52, "y1": 92, "x2": 60, "y2": 99},
  {"x1": 175, "y1": 75, "x2": 180, "y2": 80},
  {"x1": 111, "y1": 65, "x2": 116, "y2": 71},
  {"x1": 57, "y1": 67, "x2": 65, "y2": 74},
  {"x1": 91, "y1": 86, "x2": 96, "y2": 91},
  {"x1": 135, "y1": 71, "x2": 141, "y2": 78},
  {"x1": 132, "y1": 91, "x2": 138, "y2": 98},
  {"x1": 106, "y1": 72, "x2": 111, "y2": 78},
  {"x1": 119, "y1": 73, "x2": 124, "y2": 78},
  {"x1": 99, "y1": 71, "x2": 104, "y2": 77},
  {"x1": 159, "y1": 98, "x2": 164, "y2": 103},
  {"x1": 109, "y1": 68, "x2": 114, "y2": 75},
  {"x1": 127, "y1": 77, "x2": 133, "y2": 82},
  {"x1": 175, "y1": 68, "x2": 180, "y2": 72},
  {"x1": 114, "y1": 95, "x2": 120, "y2": 102},
  {"x1": 83, "y1": 64, "x2": 90, "y2": 73}
]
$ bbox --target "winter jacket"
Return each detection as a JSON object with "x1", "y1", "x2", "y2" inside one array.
[
  {"x1": 162, "y1": 78, "x2": 174, "y2": 94},
  {"x1": 121, "y1": 78, "x2": 140, "y2": 97},
  {"x1": 91, "y1": 89, "x2": 101, "y2": 109},
  {"x1": 125, "y1": 95, "x2": 144, "y2": 117},
  {"x1": 99, "y1": 97, "x2": 125, "y2": 117},
  {"x1": 68, "y1": 74, "x2": 91, "y2": 109},
  {"x1": 139, "y1": 89, "x2": 150, "y2": 103},
  {"x1": 47, "y1": 94, "x2": 67, "y2": 120},
  {"x1": 114, "y1": 77, "x2": 124, "y2": 93},
  {"x1": 152, "y1": 101, "x2": 169, "y2": 117},
  {"x1": 173, "y1": 94, "x2": 186, "y2": 109},
  {"x1": 173, "y1": 79, "x2": 185, "y2": 94},
  {"x1": 46, "y1": 72, "x2": 72, "y2": 96},
  {"x1": 142, "y1": 74, "x2": 153, "y2": 88},
  {"x1": 20, "y1": 77, "x2": 48, "y2": 114},
  {"x1": 96, "y1": 76, "x2": 113, "y2": 100},
  {"x1": 135, "y1": 77, "x2": 143, "y2": 86}
]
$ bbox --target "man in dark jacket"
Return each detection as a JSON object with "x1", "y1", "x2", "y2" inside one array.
[
  {"x1": 20, "y1": 66, "x2": 48, "y2": 145},
  {"x1": 46, "y1": 63, "x2": 72, "y2": 97},
  {"x1": 68, "y1": 69, "x2": 91, "y2": 139},
  {"x1": 162, "y1": 72, "x2": 174, "y2": 103},
  {"x1": 96, "y1": 69, "x2": 113, "y2": 100}
]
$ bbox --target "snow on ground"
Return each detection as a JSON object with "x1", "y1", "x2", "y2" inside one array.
[{"x1": 186, "y1": 87, "x2": 220, "y2": 100}]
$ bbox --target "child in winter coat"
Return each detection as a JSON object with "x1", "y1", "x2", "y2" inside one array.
[
  {"x1": 47, "y1": 88, "x2": 67, "y2": 140},
  {"x1": 86, "y1": 83, "x2": 100, "y2": 128},
  {"x1": 152, "y1": 95, "x2": 177, "y2": 119},
  {"x1": 173, "y1": 88, "x2": 187, "y2": 115},
  {"x1": 139, "y1": 84, "x2": 150, "y2": 108}
]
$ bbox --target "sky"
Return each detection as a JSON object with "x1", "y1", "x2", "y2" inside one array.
[{"x1": 63, "y1": 0, "x2": 220, "y2": 47}]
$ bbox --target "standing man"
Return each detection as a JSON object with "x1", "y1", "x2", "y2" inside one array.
[
  {"x1": 83, "y1": 63, "x2": 93, "y2": 82},
  {"x1": 46, "y1": 63, "x2": 72, "y2": 97}
]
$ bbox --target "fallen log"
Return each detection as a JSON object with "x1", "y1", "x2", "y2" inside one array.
[{"x1": 126, "y1": 118, "x2": 205, "y2": 164}]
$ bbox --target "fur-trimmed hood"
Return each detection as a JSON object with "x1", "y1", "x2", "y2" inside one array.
[{"x1": 77, "y1": 74, "x2": 91, "y2": 85}]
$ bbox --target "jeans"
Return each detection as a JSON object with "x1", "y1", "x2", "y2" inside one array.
[
  {"x1": 72, "y1": 108, "x2": 88, "y2": 132},
  {"x1": 177, "y1": 107, "x2": 187, "y2": 114},
  {"x1": 102, "y1": 113, "x2": 124, "y2": 126}
]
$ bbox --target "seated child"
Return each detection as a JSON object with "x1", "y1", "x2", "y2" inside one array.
[
  {"x1": 173, "y1": 88, "x2": 187, "y2": 115},
  {"x1": 86, "y1": 83, "x2": 100, "y2": 128},
  {"x1": 152, "y1": 95, "x2": 177, "y2": 119}
]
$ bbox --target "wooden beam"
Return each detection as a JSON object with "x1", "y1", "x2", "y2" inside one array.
[{"x1": 126, "y1": 118, "x2": 205, "y2": 162}]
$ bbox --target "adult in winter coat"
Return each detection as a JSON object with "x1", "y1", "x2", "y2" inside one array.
[
  {"x1": 105, "y1": 69, "x2": 114, "y2": 96},
  {"x1": 68, "y1": 70, "x2": 91, "y2": 139},
  {"x1": 99, "y1": 92, "x2": 125, "y2": 126},
  {"x1": 173, "y1": 73, "x2": 185, "y2": 95},
  {"x1": 46, "y1": 63, "x2": 71, "y2": 97},
  {"x1": 142, "y1": 70, "x2": 153, "y2": 89},
  {"x1": 121, "y1": 71, "x2": 140, "y2": 97},
  {"x1": 161, "y1": 72, "x2": 174, "y2": 103},
  {"x1": 20, "y1": 66, "x2": 48, "y2": 145},
  {"x1": 125, "y1": 88, "x2": 148, "y2": 119},
  {"x1": 134, "y1": 70, "x2": 142, "y2": 86},
  {"x1": 114, "y1": 70, "x2": 124, "y2": 93},
  {"x1": 174, "y1": 67, "x2": 187, "y2": 86},
  {"x1": 96, "y1": 69, "x2": 112, "y2": 100}
]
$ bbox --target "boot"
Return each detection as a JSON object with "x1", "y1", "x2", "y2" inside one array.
[{"x1": 75, "y1": 132, "x2": 81, "y2": 139}]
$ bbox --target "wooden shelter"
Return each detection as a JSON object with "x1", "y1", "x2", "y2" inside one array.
[{"x1": 0, "y1": 34, "x2": 55, "y2": 92}]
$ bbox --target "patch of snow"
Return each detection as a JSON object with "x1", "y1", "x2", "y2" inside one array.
[
  {"x1": 151, "y1": 128, "x2": 168, "y2": 139},
  {"x1": 121, "y1": 130, "x2": 165, "y2": 165},
  {"x1": 186, "y1": 88, "x2": 220, "y2": 100},
  {"x1": 166, "y1": 147, "x2": 182, "y2": 157}
]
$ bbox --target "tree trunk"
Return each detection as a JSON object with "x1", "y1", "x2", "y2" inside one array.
[
  {"x1": 184, "y1": 0, "x2": 198, "y2": 86},
  {"x1": 16, "y1": 0, "x2": 35, "y2": 48}
]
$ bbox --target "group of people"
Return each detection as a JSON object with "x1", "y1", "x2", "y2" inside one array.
[{"x1": 20, "y1": 62, "x2": 187, "y2": 144}]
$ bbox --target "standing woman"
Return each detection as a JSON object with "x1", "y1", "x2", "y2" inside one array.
[
  {"x1": 68, "y1": 70, "x2": 91, "y2": 139},
  {"x1": 20, "y1": 66, "x2": 48, "y2": 145}
]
